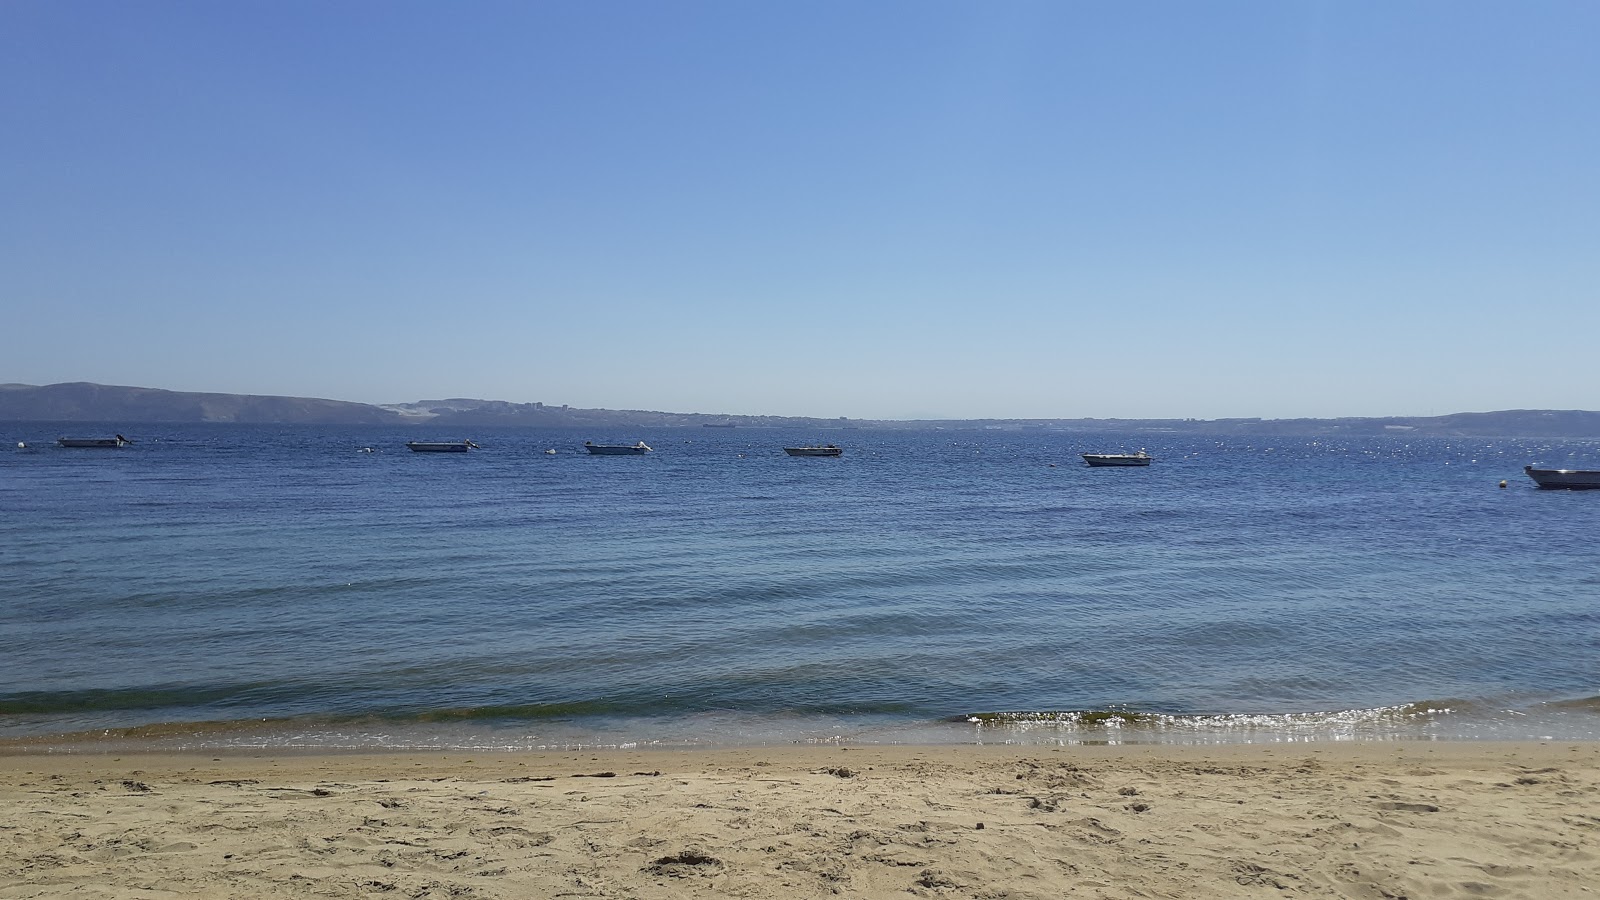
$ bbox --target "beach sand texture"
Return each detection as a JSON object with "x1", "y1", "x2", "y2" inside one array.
[{"x1": 2, "y1": 743, "x2": 1596, "y2": 899}]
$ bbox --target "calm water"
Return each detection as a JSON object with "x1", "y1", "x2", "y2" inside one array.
[{"x1": 3, "y1": 424, "x2": 1598, "y2": 750}]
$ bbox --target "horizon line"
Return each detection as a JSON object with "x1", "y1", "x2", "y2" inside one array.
[{"x1": 5, "y1": 380, "x2": 1600, "y2": 424}]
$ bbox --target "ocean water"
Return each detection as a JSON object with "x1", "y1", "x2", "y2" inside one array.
[{"x1": 2, "y1": 423, "x2": 1598, "y2": 751}]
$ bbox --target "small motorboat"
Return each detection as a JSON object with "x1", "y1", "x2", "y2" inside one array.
[
  {"x1": 406, "y1": 440, "x2": 479, "y2": 453},
  {"x1": 1082, "y1": 450, "x2": 1152, "y2": 467},
  {"x1": 784, "y1": 445, "x2": 842, "y2": 457},
  {"x1": 585, "y1": 441, "x2": 652, "y2": 455},
  {"x1": 58, "y1": 434, "x2": 131, "y2": 448},
  {"x1": 1524, "y1": 465, "x2": 1600, "y2": 489}
]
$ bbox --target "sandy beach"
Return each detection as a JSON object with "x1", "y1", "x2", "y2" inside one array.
[{"x1": 1, "y1": 742, "x2": 1595, "y2": 898}]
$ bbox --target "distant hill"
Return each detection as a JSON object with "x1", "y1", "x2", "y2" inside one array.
[
  {"x1": 0, "y1": 383, "x2": 849, "y2": 429},
  {"x1": 380, "y1": 397, "x2": 853, "y2": 429},
  {"x1": 0, "y1": 382, "x2": 400, "y2": 425},
  {"x1": 3, "y1": 382, "x2": 1599, "y2": 437},
  {"x1": 944, "y1": 409, "x2": 1600, "y2": 438}
]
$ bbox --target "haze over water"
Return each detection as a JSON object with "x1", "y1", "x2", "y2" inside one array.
[{"x1": 3, "y1": 424, "x2": 1598, "y2": 751}]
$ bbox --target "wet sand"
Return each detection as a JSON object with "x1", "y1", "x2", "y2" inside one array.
[{"x1": 2, "y1": 742, "x2": 1596, "y2": 898}]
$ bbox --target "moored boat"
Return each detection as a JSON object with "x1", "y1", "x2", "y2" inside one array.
[
  {"x1": 1524, "y1": 465, "x2": 1600, "y2": 489},
  {"x1": 585, "y1": 441, "x2": 652, "y2": 455},
  {"x1": 1082, "y1": 450, "x2": 1152, "y2": 467},
  {"x1": 784, "y1": 445, "x2": 842, "y2": 457},
  {"x1": 58, "y1": 434, "x2": 131, "y2": 448},
  {"x1": 406, "y1": 440, "x2": 479, "y2": 453}
]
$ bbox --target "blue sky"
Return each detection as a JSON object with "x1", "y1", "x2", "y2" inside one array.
[{"x1": 3, "y1": 1, "x2": 1596, "y2": 420}]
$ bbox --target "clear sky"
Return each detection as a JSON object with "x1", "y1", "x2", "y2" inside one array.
[{"x1": 3, "y1": 1, "x2": 1596, "y2": 420}]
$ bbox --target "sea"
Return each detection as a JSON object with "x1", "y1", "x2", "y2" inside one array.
[{"x1": 3, "y1": 423, "x2": 1598, "y2": 752}]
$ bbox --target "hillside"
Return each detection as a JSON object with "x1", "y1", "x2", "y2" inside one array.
[
  {"x1": 0, "y1": 382, "x2": 400, "y2": 425},
  {"x1": 3, "y1": 382, "x2": 1599, "y2": 437}
]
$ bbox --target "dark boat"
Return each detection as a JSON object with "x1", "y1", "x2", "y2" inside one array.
[
  {"x1": 58, "y1": 434, "x2": 131, "y2": 448},
  {"x1": 406, "y1": 440, "x2": 479, "y2": 453},
  {"x1": 1524, "y1": 465, "x2": 1600, "y2": 489},
  {"x1": 585, "y1": 441, "x2": 652, "y2": 455},
  {"x1": 1082, "y1": 451, "x2": 1152, "y2": 467},
  {"x1": 784, "y1": 445, "x2": 842, "y2": 457}
]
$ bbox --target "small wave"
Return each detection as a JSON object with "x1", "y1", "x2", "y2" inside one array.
[
  {"x1": 389, "y1": 700, "x2": 647, "y2": 722},
  {"x1": 0, "y1": 716, "x2": 295, "y2": 751},
  {"x1": 0, "y1": 684, "x2": 279, "y2": 716},
  {"x1": 959, "y1": 702, "x2": 1464, "y2": 734},
  {"x1": 1545, "y1": 695, "x2": 1600, "y2": 712},
  {"x1": 0, "y1": 706, "x2": 614, "y2": 751}
]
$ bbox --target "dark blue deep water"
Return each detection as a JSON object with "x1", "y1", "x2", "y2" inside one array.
[{"x1": 3, "y1": 424, "x2": 1598, "y2": 750}]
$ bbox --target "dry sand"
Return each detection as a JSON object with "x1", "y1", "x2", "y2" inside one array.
[{"x1": 2, "y1": 742, "x2": 1596, "y2": 898}]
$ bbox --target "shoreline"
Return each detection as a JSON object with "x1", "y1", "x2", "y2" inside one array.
[
  {"x1": 6, "y1": 694, "x2": 1597, "y2": 754},
  {"x1": 4, "y1": 742, "x2": 1595, "y2": 898}
]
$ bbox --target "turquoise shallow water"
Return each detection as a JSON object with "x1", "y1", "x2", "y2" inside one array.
[{"x1": 2, "y1": 424, "x2": 1598, "y2": 750}]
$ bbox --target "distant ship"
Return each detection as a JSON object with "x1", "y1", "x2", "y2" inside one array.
[
  {"x1": 784, "y1": 445, "x2": 842, "y2": 457},
  {"x1": 58, "y1": 434, "x2": 131, "y2": 448},
  {"x1": 1081, "y1": 451, "x2": 1152, "y2": 467},
  {"x1": 406, "y1": 440, "x2": 478, "y2": 453},
  {"x1": 585, "y1": 441, "x2": 652, "y2": 455}
]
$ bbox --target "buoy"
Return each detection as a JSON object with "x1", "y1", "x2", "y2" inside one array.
[
  {"x1": 16, "y1": 442, "x2": 24, "y2": 449},
  {"x1": 1499, "y1": 480, "x2": 1507, "y2": 489}
]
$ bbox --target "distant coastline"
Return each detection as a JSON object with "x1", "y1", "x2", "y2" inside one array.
[{"x1": 4, "y1": 381, "x2": 1600, "y2": 437}]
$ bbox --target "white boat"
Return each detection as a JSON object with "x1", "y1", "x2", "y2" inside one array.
[
  {"x1": 585, "y1": 441, "x2": 652, "y2": 455},
  {"x1": 1524, "y1": 465, "x2": 1600, "y2": 489},
  {"x1": 406, "y1": 440, "x2": 478, "y2": 453},
  {"x1": 58, "y1": 434, "x2": 131, "y2": 448},
  {"x1": 1082, "y1": 450, "x2": 1152, "y2": 467},
  {"x1": 784, "y1": 445, "x2": 842, "y2": 457}
]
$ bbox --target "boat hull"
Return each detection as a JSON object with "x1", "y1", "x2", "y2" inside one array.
[
  {"x1": 585, "y1": 442, "x2": 652, "y2": 455},
  {"x1": 57, "y1": 438, "x2": 128, "y2": 448},
  {"x1": 784, "y1": 447, "x2": 842, "y2": 457},
  {"x1": 1524, "y1": 466, "x2": 1600, "y2": 489},
  {"x1": 1082, "y1": 454, "x2": 1151, "y2": 467},
  {"x1": 406, "y1": 442, "x2": 473, "y2": 453}
]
